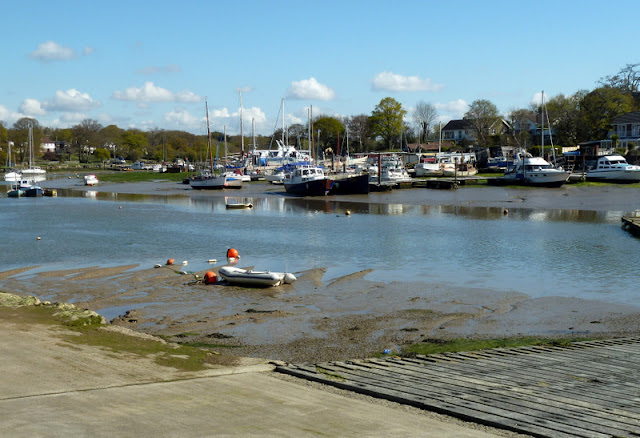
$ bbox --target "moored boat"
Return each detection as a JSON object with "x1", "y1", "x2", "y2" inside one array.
[
  {"x1": 283, "y1": 165, "x2": 333, "y2": 196},
  {"x1": 329, "y1": 172, "x2": 370, "y2": 195},
  {"x1": 218, "y1": 266, "x2": 296, "y2": 287},
  {"x1": 586, "y1": 155, "x2": 640, "y2": 182},
  {"x1": 84, "y1": 174, "x2": 99, "y2": 186},
  {"x1": 501, "y1": 152, "x2": 570, "y2": 187}
]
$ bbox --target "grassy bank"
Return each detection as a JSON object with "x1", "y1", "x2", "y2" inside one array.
[{"x1": 97, "y1": 171, "x2": 189, "y2": 183}]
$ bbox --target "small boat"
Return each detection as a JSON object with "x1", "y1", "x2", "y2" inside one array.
[
  {"x1": 84, "y1": 174, "x2": 99, "y2": 186},
  {"x1": 218, "y1": 266, "x2": 296, "y2": 287},
  {"x1": 225, "y1": 202, "x2": 253, "y2": 209},
  {"x1": 586, "y1": 155, "x2": 640, "y2": 182},
  {"x1": 7, "y1": 182, "x2": 24, "y2": 198},
  {"x1": 3, "y1": 170, "x2": 22, "y2": 182},
  {"x1": 283, "y1": 165, "x2": 333, "y2": 196},
  {"x1": 329, "y1": 172, "x2": 370, "y2": 195},
  {"x1": 501, "y1": 152, "x2": 570, "y2": 187}
]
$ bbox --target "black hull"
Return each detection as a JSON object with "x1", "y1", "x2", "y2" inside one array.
[
  {"x1": 330, "y1": 174, "x2": 370, "y2": 195},
  {"x1": 284, "y1": 178, "x2": 333, "y2": 196}
]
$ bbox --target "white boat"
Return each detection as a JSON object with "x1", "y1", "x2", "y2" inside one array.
[
  {"x1": 283, "y1": 164, "x2": 333, "y2": 196},
  {"x1": 218, "y1": 266, "x2": 296, "y2": 287},
  {"x1": 264, "y1": 168, "x2": 286, "y2": 183},
  {"x1": 84, "y1": 174, "x2": 99, "y2": 186},
  {"x1": 501, "y1": 91, "x2": 570, "y2": 187},
  {"x1": 586, "y1": 155, "x2": 640, "y2": 182},
  {"x1": 442, "y1": 162, "x2": 478, "y2": 177},
  {"x1": 3, "y1": 170, "x2": 22, "y2": 181},
  {"x1": 414, "y1": 162, "x2": 442, "y2": 177},
  {"x1": 369, "y1": 155, "x2": 412, "y2": 186},
  {"x1": 502, "y1": 152, "x2": 570, "y2": 187}
]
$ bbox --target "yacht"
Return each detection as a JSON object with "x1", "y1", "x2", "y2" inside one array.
[
  {"x1": 586, "y1": 155, "x2": 640, "y2": 182},
  {"x1": 84, "y1": 174, "x2": 99, "y2": 186},
  {"x1": 502, "y1": 152, "x2": 570, "y2": 187}
]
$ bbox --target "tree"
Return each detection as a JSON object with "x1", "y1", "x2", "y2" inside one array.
[
  {"x1": 11, "y1": 118, "x2": 42, "y2": 162},
  {"x1": 313, "y1": 116, "x2": 345, "y2": 155},
  {"x1": 412, "y1": 101, "x2": 437, "y2": 142},
  {"x1": 580, "y1": 87, "x2": 636, "y2": 140},
  {"x1": 345, "y1": 114, "x2": 371, "y2": 153},
  {"x1": 544, "y1": 92, "x2": 586, "y2": 146},
  {"x1": 120, "y1": 129, "x2": 148, "y2": 161},
  {"x1": 370, "y1": 97, "x2": 406, "y2": 150},
  {"x1": 507, "y1": 108, "x2": 536, "y2": 149},
  {"x1": 72, "y1": 119, "x2": 103, "y2": 162},
  {"x1": 599, "y1": 63, "x2": 640, "y2": 94},
  {"x1": 94, "y1": 148, "x2": 111, "y2": 163},
  {"x1": 464, "y1": 99, "x2": 499, "y2": 146}
]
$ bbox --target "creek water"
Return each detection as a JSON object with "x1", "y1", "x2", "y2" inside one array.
[{"x1": 1, "y1": 183, "x2": 637, "y2": 306}]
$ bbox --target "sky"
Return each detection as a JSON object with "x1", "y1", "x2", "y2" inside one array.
[{"x1": 1, "y1": 0, "x2": 638, "y2": 136}]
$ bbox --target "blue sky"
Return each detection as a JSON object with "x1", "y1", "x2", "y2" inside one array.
[{"x1": 1, "y1": 0, "x2": 637, "y2": 136}]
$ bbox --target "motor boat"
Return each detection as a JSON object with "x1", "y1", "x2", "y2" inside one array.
[
  {"x1": 84, "y1": 174, "x2": 99, "y2": 186},
  {"x1": 283, "y1": 165, "x2": 333, "y2": 196},
  {"x1": 3, "y1": 170, "x2": 21, "y2": 181},
  {"x1": 586, "y1": 155, "x2": 640, "y2": 182},
  {"x1": 218, "y1": 266, "x2": 296, "y2": 287},
  {"x1": 501, "y1": 152, "x2": 570, "y2": 187}
]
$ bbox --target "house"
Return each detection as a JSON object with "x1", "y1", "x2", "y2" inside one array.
[
  {"x1": 442, "y1": 119, "x2": 474, "y2": 143},
  {"x1": 405, "y1": 141, "x2": 456, "y2": 153},
  {"x1": 609, "y1": 111, "x2": 640, "y2": 149}
]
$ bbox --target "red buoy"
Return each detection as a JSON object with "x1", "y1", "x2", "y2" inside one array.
[
  {"x1": 166, "y1": 258, "x2": 175, "y2": 265},
  {"x1": 227, "y1": 248, "x2": 239, "y2": 258},
  {"x1": 203, "y1": 271, "x2": 217, "y2": 285}
]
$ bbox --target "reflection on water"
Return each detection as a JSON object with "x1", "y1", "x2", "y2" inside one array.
[{"x1": 0, "y1": 189, "x2": 637, "y2": 305}]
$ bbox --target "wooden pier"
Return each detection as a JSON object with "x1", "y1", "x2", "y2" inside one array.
[
  {"x1": 277, "y1": 337, "x2": 640, "y2": 437},
  {"x1": 622, "y1": 213, "x2": 640, "y2": 236}
]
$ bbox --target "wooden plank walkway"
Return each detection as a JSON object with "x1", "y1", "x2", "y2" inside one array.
[
  {"x1": 622, "y1": 215, "x2": 640, "y2": 236},
  {"x1": 276, "y1": 338, "x2": 640, "y2": 438}
]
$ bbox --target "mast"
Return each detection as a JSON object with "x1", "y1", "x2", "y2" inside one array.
[
  {"x1": 281, "y1": 98, "x2": 285, "y2": 145},
  {"x1": 541, "y1": 90, "x2": 544, "y2": 158},
  {"x1": 224, "y1": 125, "x2": 227, "y2": 171},
  {"x1": 438, "y1": 121, "x2": 442, "y2": 154},
  {"x1": 239, "y1": 89, "x2": 244, "y2": 157},
  {"x1": 206, "y1": 99, "x2": 214, "y2": 172}
]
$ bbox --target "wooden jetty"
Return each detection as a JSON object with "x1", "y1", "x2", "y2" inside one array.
[
  {"x1": 277, "y1": 337, "x2": 640, "y2": 438},
  {"x1": 622, "y1": 213, "x2": 640, "y2": 236}
]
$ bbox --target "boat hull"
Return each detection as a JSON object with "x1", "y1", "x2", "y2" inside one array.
[
  {"x1": 501, "y1": 172, "x2": 570, "y2": 187},
  {"x1": 284, "y1": 178, "x2": 333, "y2": 196},
  {"x1": 218, "y1": 266, "x2": 284, "y2": 287},
  {"x1": 190, "y1": 175, "x2": 243, "y2": 189},
  {"x1": 586, "y1": 170, "x2": 640, "y2": 183},
  {"x1": 330, "y1": 173, "x2": 370, "y2": 195}
]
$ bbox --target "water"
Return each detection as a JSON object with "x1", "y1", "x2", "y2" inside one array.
[{"x1": 0, "y1": 187, "x2": 637, "y2": 305}]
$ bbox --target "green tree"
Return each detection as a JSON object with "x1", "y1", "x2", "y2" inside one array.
[
  {"x1": 94, "y1": 148, "x2": 111, "y2": 163},
  {"x1": 464, "y1": 99, "x2": 499, "y2": 146},
  {"x1": 120, "y1": 130, "x2": 148, "y2": 161},
  {"x1": 313, "y1": 116, "x2": 345, "y2": 155},
  {"x1": 11, "y1": 118, "x2": 43, "y2": 163},
  {"x1": 345, "y1": 114, "x2": 371, "y2": 153},
  {"x1": 580, "y1": 87, "x2": 636, "y2": 140},
  {"x1": 599, "y1": 63, "x2": 640, "y2": 94},
  {"x1": 370, "y1": 97, "x2": 406, "y2": 150},
  {"x1": 72, "y1": 119, "x2": 103, "y2": 162},
  {"x1": 545, "y1": 91, "x2": 587, "y2": 146}
]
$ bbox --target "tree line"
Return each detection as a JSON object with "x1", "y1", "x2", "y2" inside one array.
[{"x1": 2, "y1": 63, "x2": 639, "y2": 166}]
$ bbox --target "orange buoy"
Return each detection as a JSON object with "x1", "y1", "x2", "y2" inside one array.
[
  {"x1": 166, "y1": 258, "x2": 175, "y2": 265},
  {"x1": 227, "y1": 248, "x2": 239, "y2": 258},
  {"x1": 203, "y1": 271, "x2": 217, "y2": 284}
]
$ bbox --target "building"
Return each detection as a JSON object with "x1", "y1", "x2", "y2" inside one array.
[
  {"x1": 441, "y1": 120, "x2": 474, "y2": 143},
  {"x1": 609, "y1": 111, "x2": 640, "y2": 149}
]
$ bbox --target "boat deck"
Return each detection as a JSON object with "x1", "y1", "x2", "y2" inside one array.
[
  {"x1": 622, "y1": 215, "x2": 640, "y2": 235},
  {"x1": 277, "y1": 337, "x2": 640, "y2": 437}
]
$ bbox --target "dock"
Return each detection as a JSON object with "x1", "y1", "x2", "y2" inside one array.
[
  {"x1": 277, "y1": 337, "x2": 640, "y2": 438},
  {"x1": 622, "y1": 212, "x2": 640, "y2": 235}
]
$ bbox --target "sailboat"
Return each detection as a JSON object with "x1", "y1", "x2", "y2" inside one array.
[
  {"x1": 501, "y1": 91, "x2": 570, "y2": 187},
  {"x1": 21, "y1": 125, "x2": 46, "y2": 177},
  {"x1": 190, "y1": 101, "x2": 242, "y2": 190}
]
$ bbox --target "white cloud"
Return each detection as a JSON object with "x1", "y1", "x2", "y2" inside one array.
[
  {"x1": 233, "y1": 106, "x2": 266, "y2": 125},
  {"x1": 372, "y1": 72, "x2": 444, "y2": 92},
  {"x1": 531, "y1": 92, "x2": 546, "y2": 106},
  {"x1": 113, "y1": 82, "x2": 200, "y2": 104},
  {"x1": 60, "y1": 112, "x2": 89, "y2": 124},
  {"x1": 164, "y1": 108, "x2": 201, "y2": 128},
  {"x1": 43, "y1": 89, "x2": 101, "y2": 112},
  {"x1": 82, "y1": 46, "x2": 96, "y2": 56},
  {"x1": 435, "y1": 99, "x2": 468, "y2": 119},
  {"x1": 30, "y1": 41, "x2": 76, "y2": 62},
  {"x1": 136, "y1": 64, "x2": 182, "y2": 75},
  {"x1": 19, "y1": 99, "x2": 47, "y2": 116},
  {"x1": 286, "y1": 78, "x2": 336, "y2": 101}
]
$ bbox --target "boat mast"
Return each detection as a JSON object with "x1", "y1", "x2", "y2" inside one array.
[
  {"x1": 206, "y1": 99, "x2": 214, "y2": 172},
  {"x1": 239, "y1": 89, "x2": 244, "y2": 157},
  {"x1": 224, "y1": 125, "x2": 227, "y2": 171},
  {"x1": 28, "y1": 124, "x2": 33, "y2": 169},
  {"x1": 540, "y1": 90, "x2": 544, "y2": 158},
  {"x1": 281, "y1": 98, "x2": 285, "y2": 146}
]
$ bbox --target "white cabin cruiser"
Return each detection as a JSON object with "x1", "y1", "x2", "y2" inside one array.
[
  {"x1": 502, "y1": 152, "x2": 570, "y2": 187},
  {"x1": 84, "y1": 174, "x2": 99, "y2": 186},
  {"x1": 586, "y1": 155, "x2": 640, "y2": 182}
]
